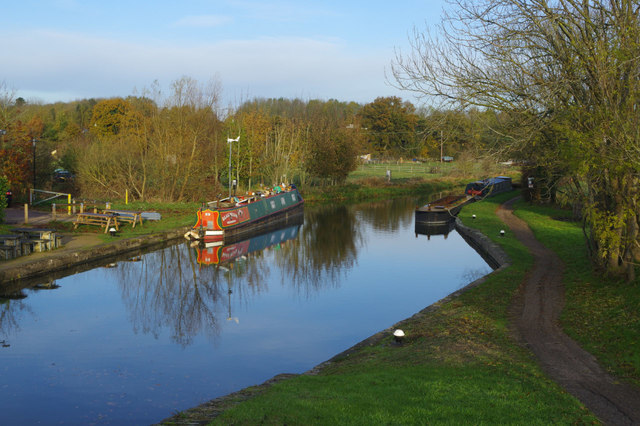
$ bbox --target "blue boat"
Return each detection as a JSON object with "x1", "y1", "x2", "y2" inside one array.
[{"x1": 465, "y1": 176, "x2": 512, "y2": 198}]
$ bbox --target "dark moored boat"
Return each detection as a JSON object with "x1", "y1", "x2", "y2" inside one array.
[
  {"x1": 185, "y1": 186, "x2": 304, "y2": 241},
  {"x1": 415, "y1": 194, "x2": 474, "y2": 225},
  {"x1": 465, "y1": 176, "x2": 512, "y2": 198}
]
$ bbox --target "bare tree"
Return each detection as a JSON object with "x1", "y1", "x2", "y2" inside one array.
[{"x1": 392, "y1": 0, "x2": 640, "y2": 279}]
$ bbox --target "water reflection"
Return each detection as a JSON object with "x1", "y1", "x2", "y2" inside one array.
[
  {"x1": 356, "y1": 198, "x2": 416, "y2": 233},
  {"x1": 0, "y1": 197, "x2": 494, "y2": 425},
  {"x1": 414, "y1": 220, "x2": 456, "y2": 239}
]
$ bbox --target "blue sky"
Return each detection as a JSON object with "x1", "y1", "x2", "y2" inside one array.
[{"x1": 1, "y1": 0, "x2": 447, "y2": 106}]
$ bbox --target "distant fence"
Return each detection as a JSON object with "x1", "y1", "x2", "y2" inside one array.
[{"x1": 30, "y1": 189, "x2": 72, "y2": 214}]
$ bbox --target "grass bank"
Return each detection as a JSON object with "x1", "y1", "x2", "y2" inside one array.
[
  {"x1": 171, "y1": 192, "x2": 600, "y2": 424},
  {"x1": 513, "y1": 203, "x2": 640, "y2": 387}
]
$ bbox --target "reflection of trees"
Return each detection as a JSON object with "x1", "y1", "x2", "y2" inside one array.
[
  {"x1": 0, "y1": 298, "x2": 31, "y2": 339},
  {"x1": 114, "y1": 242, "x2": 226, "y2": 347},
  {"x1": 111, "y1": 240, "x2": 278, "y2": 347},
  {"x1": 107, "y1": 198, "x2": 422, "y2": 344},
  {"x1": 279, "y1": 204, "x2": 362, "y2": 296},
  {"x1": 354, "y1": 197, "x2": 417, "y2": 233}
]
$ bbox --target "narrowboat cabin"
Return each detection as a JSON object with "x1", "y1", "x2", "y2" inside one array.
[
  {"x1": 465, "y1": 176, "x2": 512, "y2": 198},
  {"x1": 185, "y1": 185, "x2": 304, "y2": 241}
]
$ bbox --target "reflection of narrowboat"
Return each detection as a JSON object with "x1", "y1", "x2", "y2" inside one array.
[
  {"x1": 415, "y1": 195, "x2": 474, "y2": 225},
  {"x1": 414, "y1": 219, "x2": 456, "y2": 239},
  {"x1": 465, "y1": 176, "x2": 512, "y2": 198},
  {"x1": 196, "y1": 221, "x2": 302, "y2": 266},
  {"x1": 185, "y1": 186, "x2": 304, "y2": 241}
]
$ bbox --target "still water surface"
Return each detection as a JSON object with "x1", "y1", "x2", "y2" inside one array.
[{"x1": 0, "y1": 198, "x2": 491, "y2": 424}]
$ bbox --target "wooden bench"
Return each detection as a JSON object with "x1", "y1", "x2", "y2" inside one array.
[
  {"x1": 11, "y1": 228, "x2": 57, "y2": 241},
  {"x1": 103, "y1": 209, "x2": 143, "y2": 228},
  {"x1": 73, "y1": 213, "x2": 119, "y2": 233}
]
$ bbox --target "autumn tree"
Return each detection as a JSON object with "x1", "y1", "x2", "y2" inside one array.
[
  {"x1": 392, "y1": 0, "x2": 640, "y2": 279},
  {"x1": 79, "y1": 77, "x2": 224, "y2": 202},
  {"x1": 358, "y1": 97, "x2": 419, "y2": 158}
]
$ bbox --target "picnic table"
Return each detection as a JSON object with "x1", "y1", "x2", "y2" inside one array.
[
  {"x1": 103, "y1": 209, "x2": 144, "y2": 228},
  {"x1": 73, "y1": 213, "x2": 119, "y2": 233}
]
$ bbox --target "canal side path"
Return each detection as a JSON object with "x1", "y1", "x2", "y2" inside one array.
[{"x1": 498, "y1": 197, "x2": 640, "y2": 425}]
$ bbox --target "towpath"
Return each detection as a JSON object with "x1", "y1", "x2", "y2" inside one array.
[
  {"x1": 3, "y1": 206, "x2": 76, "y2": 226},
  {"x1": 499, "y1": 197, "x2": 640, "y2": 425}
]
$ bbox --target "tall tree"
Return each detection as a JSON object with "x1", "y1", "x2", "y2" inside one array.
[
  {"x1": 358, "y1": 97, "x2": 419, "y2": 157},
  {"x1": 393, "y1": 0, "x2": 640, "y2": 279}
]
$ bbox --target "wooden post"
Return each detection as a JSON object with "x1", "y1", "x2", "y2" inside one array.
[
  {"x1": 24, "y1": 203, "x2": 28, "y2": 224},
  {"x1": 72, "y1": 200, "x2": 76, "y2": 214},
  {"x1": 52, "y1": 203, "x2": 57, "y2": 221}
]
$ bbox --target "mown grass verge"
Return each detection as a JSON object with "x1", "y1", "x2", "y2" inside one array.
[
  {"x1": 192, "y1": 192, "x2": 598, "y2": 425},
  {"x1": 513, "y1": 202, "x2": 640, "y2": 387},
  {"x1": 45, "y1": 201, "x2": 199, "y2": 242}
]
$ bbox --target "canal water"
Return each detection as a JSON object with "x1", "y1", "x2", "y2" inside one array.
[{"x1": 0, "y1": 198, "x2": 491, "y2": 424}]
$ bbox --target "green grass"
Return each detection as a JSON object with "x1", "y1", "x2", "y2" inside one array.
[
  {"x1": 209, "y1": 191, "x2": 598, "y2": 425},
  {"x1": 347, "y1": 161, "x2": 520, "y2": 184},
  {"x1": 43, "y1": 201, "x2": 199, "y2": 242},
  {"x1": 347, "y1": 161, "x2": 455, "y2": 181}
]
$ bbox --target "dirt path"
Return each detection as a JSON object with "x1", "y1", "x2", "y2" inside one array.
[{"x1": 498, "y1": 197, "x2": 640, "y2": 425}]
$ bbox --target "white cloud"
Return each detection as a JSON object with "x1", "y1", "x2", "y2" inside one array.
[
  {"x1": 173, "y1": 15, "x2": 233, "y2": 28},
  {"x1": 2, "y1": 29, "x2": 403, "y2": 104}
]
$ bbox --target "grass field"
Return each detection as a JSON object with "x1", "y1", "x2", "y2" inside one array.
[{"x1": 347, "y1": 160, "x2": 517, "y2": 183}]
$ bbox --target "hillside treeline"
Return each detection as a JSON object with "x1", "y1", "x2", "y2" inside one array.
[{"x1": 0, "y1": 78, "x2": 501, "y2": 202}]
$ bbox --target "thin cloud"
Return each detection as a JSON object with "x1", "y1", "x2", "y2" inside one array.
[
  {"x1": 2, "y1": 29, "x2": 402, "y2": 103},
  {"x1": 228, "y1": 0, "x2": 337, "y2": 22},
  {"x1": 173, "y1": 15, "x2": 233, "y2": 28}
]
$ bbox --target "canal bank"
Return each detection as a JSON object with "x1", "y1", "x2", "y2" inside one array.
[{"x1": 0, "y1": 227, "x2": 191, "y2": 288}]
